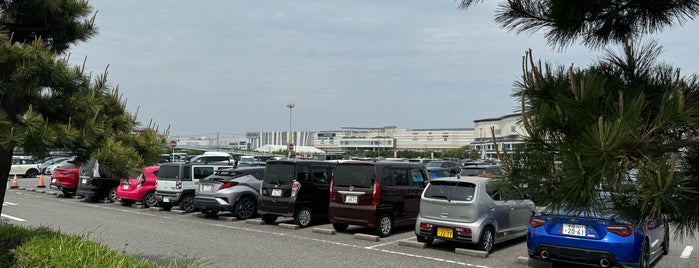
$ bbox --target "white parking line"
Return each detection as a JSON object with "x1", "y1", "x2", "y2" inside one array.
[
  {"x1": 3, "y1": 202, "x2": 18, "y2": 206},
  {"x1": 680, "y1": 245, "x2": 694, "y2": 258},
  {"x1": 365, "y1": 237, "x2": 413, "y2": 249},
  {"x1": 1, "y1": 214, "x2": 27, "y2": 222}
]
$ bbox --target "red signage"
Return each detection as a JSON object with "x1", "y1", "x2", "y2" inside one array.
[{"x1": 169, "y1": 140, "x2": 177, "y2": 148}]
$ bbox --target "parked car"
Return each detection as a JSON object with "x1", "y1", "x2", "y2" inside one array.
[
  {"x1": 117, "y1": 166, "x2": 160, "y2": 208},
  {"x1": 39, "y1": 156, "x2": 72, "y2": 174},
  {"x1": 424, "y1": 160, "x2": 461, "y2": 175},
  {"x1": 460, "y1": 165, "x2": 507, "y2": 178},
  {"x1": 43, "y1": 156, "x2": 77, "y2": 175},
  {"x1": 155, "y1": 162, "x2": 232, "y2": 212},
  {"x1": 189, "y1": 152, "x2": 236, "y2": 165},
  {"x1": 258, "y1": 159, "x2": 336, "y2": 228},
  {"x1": 527, "y1": 195, "x2": 669, "y2": 267},
  {"x1": 329, "y1": 161, "x2": 428, "y2": 237},
  {"x1": 193, "y1": 167, "x2": 265, "y2": 219},
  {"x1": 425, "y1": 167, "x2": 454, "y2": 180},
  {"x1": 10, "y1": 157, "x2": 40, "y2": 178},
  {"x1": 49, "y1": 167, "x2": 80, "y2": 197},
  {"x1": 415, "y1": 176, "x2": 534, "y2": 253},
  {"x1": 77, "y1": 158, "x2": 121, "y2": 202}
]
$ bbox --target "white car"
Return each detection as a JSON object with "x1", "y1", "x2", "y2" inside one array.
[{"x1": 10, "y1": 157, "x2": 40, "y2": 178}]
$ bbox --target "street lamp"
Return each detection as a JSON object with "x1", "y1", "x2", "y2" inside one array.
[{"x1": 287, "y1": 103, "x2": 295, "y2": 158}]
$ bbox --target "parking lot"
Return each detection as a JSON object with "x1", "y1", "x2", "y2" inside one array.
[{"x1": 3, "y1": 176, "x2": 697, "y2": 268}]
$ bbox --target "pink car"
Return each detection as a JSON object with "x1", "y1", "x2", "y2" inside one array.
[{"x1": 116, "y1": 166, "x2": 159, "y2": 207}]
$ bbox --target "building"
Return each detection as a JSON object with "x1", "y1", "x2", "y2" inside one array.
[
  {"x1": 471, "y1": 113, "x2": 527, "y2": 159},
  {"x1": 170, "y1": 114, "x2": 528, "y2": 159}
]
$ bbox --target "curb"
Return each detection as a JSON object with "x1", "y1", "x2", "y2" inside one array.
[
  {"x1": 455, "y1": 248, "x2": 489, "y2": 258},
  {"x1": 398, "y1": 240, "x2": 426, "y2": 248},
  {"x1": 149, "y1": 207, "x2": 165, "y2": 211},
  {"x1": 278, "y1": 223, "x2": 300, "y2": 230},
  {"x1": 246, "y1": 219, "x2": 264, "y2": 225},
  {"x1": 312, "y1": 228, "x2": 336, "y2": 235},
  {"x1": 354, "y1": 233, "x2": 380, "y2": 242},
  {"x1": 170, "y1": 209, "x2": 187, "y2": 215}
]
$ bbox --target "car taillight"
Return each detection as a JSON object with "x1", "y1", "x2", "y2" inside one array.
[
  {"x1": 219, "y1": 181, "x2": 238, "y2": 190},
  {"x1": 329, "y1": 178, "x2": 334, "y2": 202},
  {"x1": 372, "y1": 180, "x2": 380, "y2": 206},
  {"x1": 291, "y1": 181, "x2": 301, "y2": 197},
  {"x1": 455, "y1": 227, "x2": 471, "y2": 234},
  {"x1": 607, "y1": 224, "x2": 633, "y2": 237},
  {"x1": 529, "y1": 216, "x2": 546, "y2": 228},
  {"x1": 176, "y1": 180, "x2": 182, "y2": 190},
  {"x1": 419, "y1": 222, "x2": 433, "y2": 231}
]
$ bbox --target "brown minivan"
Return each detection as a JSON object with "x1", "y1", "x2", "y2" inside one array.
[
  {"x1": 329, "y1": 161, "x2": 428, "y2": 237},
  {"x1": 258, "y1": 159, "x2": 336, "y2": 228}
]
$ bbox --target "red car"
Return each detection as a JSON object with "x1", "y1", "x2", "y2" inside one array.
[
  {"x1": 116, "y1": 166, "x2": 160, "y2": 208},
  {"x1": 50, "y1": 167, "x2": 80, "y2": 197}
]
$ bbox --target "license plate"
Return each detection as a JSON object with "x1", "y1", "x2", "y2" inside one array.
[
  {"x1": 202, "y1": 185, "x2": 212, "y2": 191},
  {"x1": 163, "y1": 197, "x2": 170, "y2": 203},
  {"x1": 562, "y1": 224, "x2": 586, "y2": 237},
  {"x1": 271, "y1": 189, "x2": 282, "y2": 197},
  {"x1": 437, "y1": 227, "x2": 453, "y2": 238},
  {"x1": 122, "y1": 184, "x2": 129, "y2": 190},
  {"x1": 344, "y1": 195, "x2": 358, "y2": 204}
]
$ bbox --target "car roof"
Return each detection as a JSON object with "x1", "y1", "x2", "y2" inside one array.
[{"x1": 430, "y1": 176, "x2": 490, "y2": 184}]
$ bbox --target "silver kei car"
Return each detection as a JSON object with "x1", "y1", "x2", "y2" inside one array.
[
  {"x1": 193, "y1": 167, "x2": 265, "y2": 219},
  {"x1": 415, "y1": 176, "x2": 535, "y2": 253}
]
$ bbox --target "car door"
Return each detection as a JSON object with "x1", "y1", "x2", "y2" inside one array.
[
  {"x1": 405, "y1": 167, "x2": 426, "y2": 219},
  {"x1": 485, "y1": 181, "x2": 510, "y2": 232}
]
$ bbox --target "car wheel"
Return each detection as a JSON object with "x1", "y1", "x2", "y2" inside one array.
[
  {"x1": 332, "y1": 223, "x2": 349, "y2": 232},
  {"x1": 61, "y1": 189, "x2": 73, "y2": 198},
  {"x1": 201, "y1": 209, "x2": 219, "y2": 217},
  {"x1": 107, "y1": 187, "x2": 119, "y2": 203},
  {"x1": 141, "y1": 191, "x2": 157, "y2": 208},
  {"x1": 416, "y1": 235, "x2": 434, "y2": 245},
  {"x1": 375, "y1": 214, "x2": 393, "y2": 237},
  {"x1": 294, "y1": 207, "x2": 313, "y2": 228},
  {"x1": 261, "y1": 214, "x2": 278, "y2": 224},
  {"x1": 25, "y1": 169, "x2": 39, "y2": 178},
  {"x1": 179, "y1": 195, "x2": 196, "y2": 213},
  {"x1": 478, "y1": 226, "x2": 495, "y2": 253},
  {"x1": 233, "y1": 196, "x2": 256, "y2": 220},
  {"x1": 639, "y1": 240, "x2": 650, "y2": 268},
  {"x1": 120, "y1": 199, "x2": 135, "y2": 206},
  {"x1": 158, "y1": 201, "x2": 172, "y2": 211}
]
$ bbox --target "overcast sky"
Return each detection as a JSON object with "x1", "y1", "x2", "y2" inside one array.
[{"x1": 67, "y1": 1, "x2": 699, "y2": 138}]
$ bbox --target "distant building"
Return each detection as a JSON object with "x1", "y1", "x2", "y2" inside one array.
[
  {"x1": 170, "y1": 114, "x2": 528, "y2": 159},
  {"x1": 472, "y1": 113, "x2": 527, "y2": 160}
]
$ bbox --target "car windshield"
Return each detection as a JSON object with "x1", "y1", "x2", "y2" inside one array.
[
  {"x1": 424, "y1": 180, "x2": 476, "y2": 202},
  {"x1": 424, "y1": 162, "x2": 444, "y2": 168},
  {"x1": 333, "y1": 164, "x2": 375, "y2": 188},
  {"x1": 158, "y1": 166, "x2": 180, "y2": 180},
  {"x1": 264, "y1": 163, "x2": 296, "y2": 185}
]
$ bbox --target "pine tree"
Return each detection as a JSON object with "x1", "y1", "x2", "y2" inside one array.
[
  {"x1": 0, "y1": 0, "x2": 166, "y2": 215},
  {"x1": 460, "y1": 1, "x2": 699, "y2": 234}
]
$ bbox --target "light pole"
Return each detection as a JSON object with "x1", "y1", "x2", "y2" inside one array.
[{"x1": 287, "y1": 103, "x2": 295, "y2": 158}]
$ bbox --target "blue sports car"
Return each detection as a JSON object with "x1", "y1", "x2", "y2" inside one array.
[{"x1": 527, "y1": 205, "x2": 669, "y2": 267}]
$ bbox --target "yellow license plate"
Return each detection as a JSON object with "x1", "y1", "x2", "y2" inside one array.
[{"x1": 437, "y1": 227, "x2": 453, "y2": 238}]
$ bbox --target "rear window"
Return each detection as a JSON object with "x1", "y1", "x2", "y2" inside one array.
[
  {"x1": 424, "y1": 180, "x2": 476, "y2": 202},
  {"x1": 460, "y1": 167, "x2": 486, "y2": 176},
  {"x1": 333, "y1": 164, "x2": 375, "y2": 188},
  {"x1": 158, "y1": 166, "x2": 180, "y2": 180},
  {"x1": 264, "y1": 163, "x2": 296, "y2": 185}
]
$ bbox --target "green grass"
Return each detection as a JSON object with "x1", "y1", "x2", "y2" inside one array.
[{"x1": 0, "y1": 222, "x2": 201, "y2": 268}]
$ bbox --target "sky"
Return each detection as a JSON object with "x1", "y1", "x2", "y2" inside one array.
[{"x1": 66, "y1": 0, "x2": 699, "y2": 138}]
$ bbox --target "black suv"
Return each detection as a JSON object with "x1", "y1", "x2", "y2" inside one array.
[
  {"x1": 77, "y1": 158, "x2": 121, "y2": 202},
  {"x1": 258, "y1": 159, "x2": 336, "y2": 228}
]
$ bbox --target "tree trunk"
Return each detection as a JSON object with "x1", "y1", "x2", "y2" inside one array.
[{"x1": 0, "y1": 149, "x2": 14, "y2": 216}]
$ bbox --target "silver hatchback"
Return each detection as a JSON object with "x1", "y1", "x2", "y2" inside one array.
[
  {"x1": 193, "y1": 167, "x2": 265, "y2": 219},
  {"x1": 415, "y1": 176, "x2": 535, "y2": 253}
]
